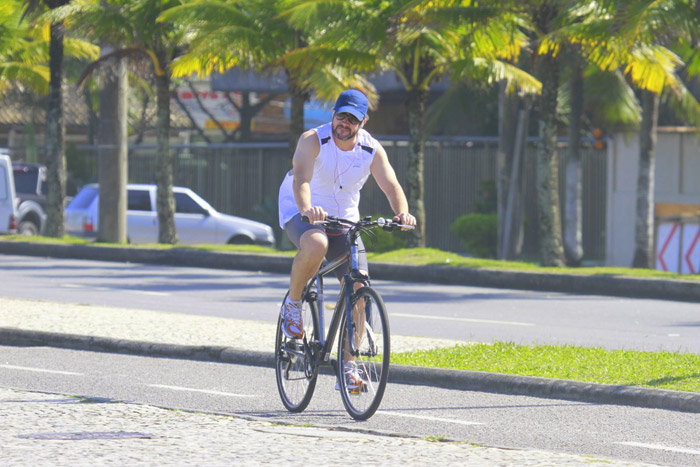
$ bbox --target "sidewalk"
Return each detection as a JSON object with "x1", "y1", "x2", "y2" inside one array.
[
  {"x1": 2, "y1": 296, "x2": 699, "y2": 414},
  {"x1": 1, "y1": 387, "x2": 657, "y2": 466}
]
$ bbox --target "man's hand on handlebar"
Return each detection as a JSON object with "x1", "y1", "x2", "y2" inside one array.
[
  {"x1": 301, "y1": 206, "x2": 328, "y2": 224},
  {"x1": 393, "y1": 212, "x2": 416, "y2": 231}
]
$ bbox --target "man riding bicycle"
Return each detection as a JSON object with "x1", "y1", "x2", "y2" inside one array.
[{"x1": 278, "y1": 89, "x2": 415, "y2": 391}]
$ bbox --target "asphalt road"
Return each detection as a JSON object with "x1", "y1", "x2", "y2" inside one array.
[
  {"x1": 1, "y1": 345, "x2": 699, "y2": 466},
  {"x1": 2, "y1": 254, "x2": 699, "y2": 352}
]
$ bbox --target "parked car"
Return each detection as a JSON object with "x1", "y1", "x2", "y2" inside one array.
[
  {"x1": 65, "y1": 183, "x2": 276, "y2": 246},
  {"x1": 12, "y1": 163, "x2": 47, "y2": 235},
  {"x1": 0, "y1": 153, "x2": 18, "y2": 234}
]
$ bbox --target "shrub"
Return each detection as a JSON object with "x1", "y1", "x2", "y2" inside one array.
[
  {"x1": 362, "y1": 217, "x2": 409, "y2": 253},
  {"x1": 450, "y1": 213, "x2": 497, "y2": 258}
]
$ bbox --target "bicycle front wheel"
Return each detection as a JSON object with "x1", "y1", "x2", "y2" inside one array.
[
  {"x1": 275, "y1": 291, "x2": 320, "y2": 413},
  {"x1": 337, "y1": 286, "x2": 390, "y2": 421}
]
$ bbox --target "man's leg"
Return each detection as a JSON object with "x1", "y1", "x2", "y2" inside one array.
[
  {"x1": 280, "y1": 215, "x2": 329, "y2": 339},
  {"x1": 288, "y1": 229, "x2": 328, "y2": 300}
]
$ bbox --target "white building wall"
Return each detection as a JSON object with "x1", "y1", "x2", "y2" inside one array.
[{"x1": 605, "y1": 128, "x2": 700, "y2": 268}]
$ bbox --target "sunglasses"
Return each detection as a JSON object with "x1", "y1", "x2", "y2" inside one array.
[{"x1": 334, "y1": 112, "x2": 361, "y2": 125}]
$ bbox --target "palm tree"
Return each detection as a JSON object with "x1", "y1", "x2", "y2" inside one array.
[
  {"x1": 23, "y1": 0, "x2": 71, "y2": 238},
  {"x1": 562, "y1": 49, "x2": 584, "y2": 266},
  {"x1": 20, "y1": 0, "x2": 98, "y2": 238},
  {"x1": 622, "y1": 0, "x2": 700, "y2": 268},
  {"x1": 570, "y1": 0, "x2": 700, "y2": 268},
  {"x1": 0, "y1": 0, "x2": 50, "y2": 95},
  {"x1": 51, "y1": 0, "x2": 193, "y2": 244},
  {"x1": 561, "y1": 61, "x2": 643, "y2": 266},
  {"x1": 505, "y1": 0, "x2": 578, "y2": 267},
  {"x1": 95, "y1": 43, "x2": 128, "y2": 244},
  {"x1": 160, "y1": 0, "x2": 375, "y2": 157},
  {"x1": 285, "y1": 0, "x2": 536, "y2": 248}
]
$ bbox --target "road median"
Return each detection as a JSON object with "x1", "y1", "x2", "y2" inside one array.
[{"x1": 2, "y1": 326, "x2": 699, "y2": 414}]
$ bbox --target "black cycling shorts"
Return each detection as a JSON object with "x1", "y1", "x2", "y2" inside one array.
[{"x1": 284, "y1": 213, "x2": 368, "y2": 280}]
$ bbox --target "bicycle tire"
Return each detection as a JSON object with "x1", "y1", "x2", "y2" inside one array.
[
  {"x1": 275, "y1": 291, "x2": 320, "y2": 413},
  {"x1": 337, "y1": 286, "x2": 390, "y2": 421}
]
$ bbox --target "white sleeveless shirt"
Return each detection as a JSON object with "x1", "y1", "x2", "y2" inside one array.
[{"x1": 278, "y1": 123, "x2": 378, "y2": 228}]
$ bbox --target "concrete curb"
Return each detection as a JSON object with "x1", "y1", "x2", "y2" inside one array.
[
  {"x1": 1, "y1": 240, "x2": 699, "y2": 302},
  {"x1": 3, "y1": 327, "x2": 699, "y2": 414}
]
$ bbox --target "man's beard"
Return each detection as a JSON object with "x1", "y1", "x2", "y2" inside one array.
[{"x1": 332, "y1": 123, "x2": 358, "y2": 141}]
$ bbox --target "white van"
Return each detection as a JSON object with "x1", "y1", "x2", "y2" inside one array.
[{"x1": 0, "y1": 152, "x2": 18, "y2": 234}]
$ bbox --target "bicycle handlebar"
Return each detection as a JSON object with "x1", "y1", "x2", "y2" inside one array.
[{"x1": 301, "y1": 215, "x2": 415, "y2": 231}]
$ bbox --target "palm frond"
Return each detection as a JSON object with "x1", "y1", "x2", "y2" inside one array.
[
  {"x1": 623, "y1": 44, "x2": 682, "y2": 93},
  {"x1": 158, "y1": 0, "x2": 249, "y2": 30},
  {"x1": 304, "y1": 66, "x2": 378, "y2": 108},
  {"x1": 279, "y1": 0, "x2": 351, "y2": 28},
  {"x1": 170, "y1": 51, "x2": 245, "y2": 77},
  {"x1": 584, "y1": 68, "x2": 641, "y2": 127},
  {"x1": 662, "y1": 73, "x2": 700, "y2": 128},
  {"x1": 0, "y1": 62, "x2": 49, "y2": 94},
  {"x1": 281, "y1": 46, "x2": 378, "y2": 76},
  {"x1": 64, "y1": 38, "x2": 100, "y2": 61},
  {"x1": 455, "y1": 57, "x2": 541, "y2": 95}
]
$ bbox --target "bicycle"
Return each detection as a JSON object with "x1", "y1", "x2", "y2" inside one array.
[{"x1": 274, "y1": 215, "x2": 414, "y2": 420}]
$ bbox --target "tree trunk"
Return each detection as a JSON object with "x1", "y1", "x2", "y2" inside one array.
[
  {"x1": 288, "y1": 86, "x2": 306, "y2": 158},
  {"x1": 535, "y1": 53, "x2": 565, "y2": 266},
  {"x1": 564, "y1": 59, "x2": 584, "y2": 266},
  {"x1": 406, "y1": 88, "x2": 427, "y2": 247},
  {"x1": 97, "y1": 51, "x2": 128, "y2": 244},
  {"x1": 43, "y1": 20, "x2": 66, "y2": 238},
  {"x1": 237, "y1": 92, "x2": 253, "y2": 142},
  {"x1": 632, "y1": 90, "x2": 659, "y2": 268},
  {"x1": 496, "y1": 81, "x2": 509, "y2": 259},
  {"x1": 502, "y1": 106, "x2": 529, "y2": 259},
  {"x1": 497, "y1": 83, "x2": 528, "y2": 260},
  {"x1": 83, "y1": 85, "x2": 98, "y2": 146},
  {"x1": 155, "y1": 57, "x2": 177, "y2": 244}
]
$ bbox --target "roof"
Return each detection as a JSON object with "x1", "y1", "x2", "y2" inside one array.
[
  {"x1": 211, "y1": 69, "x2": 450, "y2": 93},
  {"x1": 0, "y1": 83, "x2": 193, "y2": 131}
]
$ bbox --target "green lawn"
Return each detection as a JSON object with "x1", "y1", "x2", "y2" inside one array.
[
  {"x1": 3, "y1": 236, "x2": 696, "y2": 280},
  {"x1": 392, "y1": 342, "x2": 700, "y2": 393},
  {"x1": 368, "y1": 247, "x2": 700, "y2": 281}
]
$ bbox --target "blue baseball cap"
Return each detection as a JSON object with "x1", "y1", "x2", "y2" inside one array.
[{"x1": 333, "y1": 90, "x2": 369, "y2": 121}]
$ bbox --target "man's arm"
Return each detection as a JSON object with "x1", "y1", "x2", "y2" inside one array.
[
  {"x1": 292, "y1": 130, "x2": 326, "y2": 222},
  {"x1": 370, "y1": 144, "x2": 416, "y2": 228}
]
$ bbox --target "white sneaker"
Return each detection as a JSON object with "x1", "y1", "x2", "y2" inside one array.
[
  {"x1": 280, "y1": 301, "x2": 303, "y2": 339},
  {"x1": 335, "y1": 361, "x2": 364, "y2": 394}
]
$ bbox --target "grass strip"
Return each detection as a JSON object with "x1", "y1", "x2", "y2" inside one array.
[
  {"x1": 369, "y1": 248, "x2": 699, "y2": 281},
  {"x1": 3, "y1": 236, "x2": 696, "y2": 281},
  {"x1": 391, "y1": 342, "x2": 700, "y2": 393},
  {"x1": 1, "y1": 235, "x2": 295, "y2": 255}
]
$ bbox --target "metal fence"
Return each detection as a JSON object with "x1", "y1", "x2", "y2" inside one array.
[{"x1": 76, "y1": 138, "x2": 606, "y2": 259}]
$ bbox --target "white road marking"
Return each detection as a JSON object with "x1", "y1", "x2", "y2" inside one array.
[
  {"x1": 146, "y1": 384, "x2": 255, "y2": 398},
  {"x1": 667, "y1": 333, "x2": 680, "y2": 337},
  {"x1": 0, "y1": 364, "x2": 82, "y2": 376},
  {"x1": 391, "y1": 312, "x2": 534, "y2": 327},
  {"x1": 615, "y1": 442, "x2": 700, "y2": 455},
  {"x1": 377, "y1": 411, "x2": 483, "y2": 426},
  {"x1": 127, "y1": 290, "x2": 169, "y2": 297},
  {"x1": 61, "y1": 283, "x2": 168, "y2": 296}
]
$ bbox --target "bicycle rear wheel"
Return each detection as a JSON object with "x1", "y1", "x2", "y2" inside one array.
[
  {"x1": 275, "y1": 291, "x2": 320, "y2": 412},
  {"x1": 337, "y1": 286, "x2": 390, "y2": 420}
]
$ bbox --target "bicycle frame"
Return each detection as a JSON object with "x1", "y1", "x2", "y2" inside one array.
[{"x1": 300, "y1": 228, "x2": 369, "y2": 369}]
